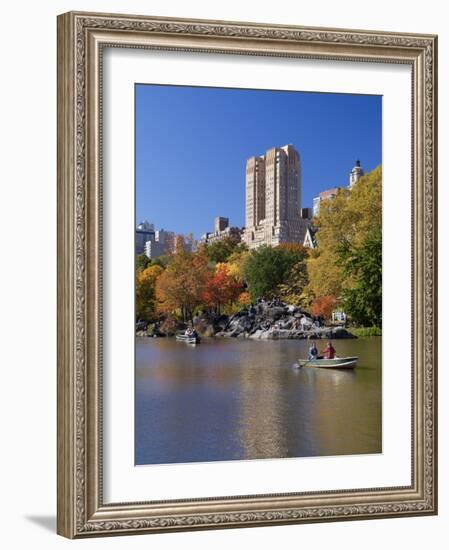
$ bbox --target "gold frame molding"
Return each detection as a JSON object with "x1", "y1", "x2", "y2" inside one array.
[{"x1": 57, "y1": 11, "x2": 438, "y2": 538}]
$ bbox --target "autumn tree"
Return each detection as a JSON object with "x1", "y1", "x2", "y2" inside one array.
[
  {"x1": 225, "y1": 247, "x2": 250, "y2": 282},
  {"x1": 155, "y1": 249, "x2": 211, "y2": 322},
  {"x1": 304, "y1": 188, "x2": 350, "y2": 301},
  {"x1": 305, "y1": 165, "x2": 382, "y2": 325},
  {"x1": 203, "y1": 263, "x2": 243, "y2": 314},
  {"x1": 237, "y1": 291, "x2": 252, "y2": 308},
  {"x1": 305, "y1": 248, "x2": 343, "y2": 303},
  {"x1": 136, "y1": 264, "x2": 164, "y2": 321},
  {"x1": 311, "y1": 295, "x2": 338, "y2": 320}
]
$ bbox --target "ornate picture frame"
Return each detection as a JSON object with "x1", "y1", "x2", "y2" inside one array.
[{"x1": 57, "y1": 11, "x2": 437, "y2": 538}]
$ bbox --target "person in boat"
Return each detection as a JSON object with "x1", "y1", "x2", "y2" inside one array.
[
  {"x1": 184, "y1": 326, "x2": 198, "y2": 338},
  {"x1": 308, "y1": 342, "x2": 318, "y2": 360},
  {"x1": 323, "y1": 341, "x2": 336, "y2": 359}
]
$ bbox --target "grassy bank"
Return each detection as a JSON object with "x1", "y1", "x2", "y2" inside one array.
[{"x1": 348, "y1": 326, "x2": 382, "y2": 337}]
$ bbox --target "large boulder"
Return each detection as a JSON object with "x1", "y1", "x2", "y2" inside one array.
[
  {"x1": 214, "y1": 315, "x2": 230, "y2": 332},
  {"x1": 248, "y1": 329, "x2": 264, "y2": 340},
  {"x1": 300, "y1": 317, "x2": 313, "y2": 330},
  {"x1": 237, "y1": 317, "x2": 254, "y2": 332},
  {"x1": 265, "y1": 306, "x2": 286, "y2": 320},
  {"x1": 331, "y1": 327, "x2": 356, "y2": 339}
]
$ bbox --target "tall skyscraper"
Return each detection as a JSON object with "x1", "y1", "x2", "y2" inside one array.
[
  {"x1": 245, "y1": 156, "x2": 265, "y2": 229},
  {"x1": 243, "y1": 144, "x2": 307, "y2": 249}
]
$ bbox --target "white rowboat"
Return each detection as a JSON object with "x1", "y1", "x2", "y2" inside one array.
[
  {"x1": 175, "y1": 334, "x2": 201, "y2": 344},
  {"x1": 298, "y1": 356, "x2": 358, "y2": 369}
]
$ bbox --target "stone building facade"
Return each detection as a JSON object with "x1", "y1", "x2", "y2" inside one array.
[
  {"x1": 243, "y1": 144, "x2": 307, "y2": 249},
  {"x1": 140, "y1": 227, "x2": 177, "y2": 259},
  {"x1": 312, "y1": 187, "x2": 341, "y2": 217},
  {"x1": 312, "y1": 160, "x2": 365, "y2": 216},
  {"x1": 200, "y1": 216, "x2": 242, "y2": 245}
]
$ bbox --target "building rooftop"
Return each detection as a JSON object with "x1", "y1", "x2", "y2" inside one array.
[{"x1": 319, "y1": 187, "x2": 340, "y2": 199}]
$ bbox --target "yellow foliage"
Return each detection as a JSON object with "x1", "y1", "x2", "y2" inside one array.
[
  {"x1": 305, "y1": 165, "x2": 382, "y2": 302},
  {"x1": 225, "y1": 249, "x2": 250, "y2": 282},
  {"x1": 137, "y1": 264, "x2": 163, "y2": 285},
  {"x1": 136, "y1": 264, "x2": 164, "y2": 320}
]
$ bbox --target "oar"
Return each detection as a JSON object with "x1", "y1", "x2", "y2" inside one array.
[{"x1": 302, "y1": 355, "x2": 324, "y2": 368}]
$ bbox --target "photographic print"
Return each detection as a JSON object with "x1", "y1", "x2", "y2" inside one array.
[
  {"x1": 135, "y1": 84, "x2": 382, "y2": 466},
  {"x1": 58, "y1": 12, "x2": 437, "y2": 537}
]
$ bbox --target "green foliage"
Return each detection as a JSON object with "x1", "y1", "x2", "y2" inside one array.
[
  {"x1": 204, "y1": 238, "x2": 245, "y2": 264},
  {"x1": 339, "y1": 226, "x2": 382, "y2": 327},
  {"x1": 136, "y1": 253, "x2": 151, "y2": 273},
  {"x1": 348, "y1": 326, "x2": 382, "y2": 337},
  {"x1": 151, "y1": 255, "x2": 173, "y2": 269},
  {"x1": 243, "y1": 245, "x2": 307, "y2": 300},
  {"x1": 277, "y1": 260, "x2": 308, "y2": 305}
]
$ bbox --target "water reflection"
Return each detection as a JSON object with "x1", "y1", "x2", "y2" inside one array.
[{"x1": 135, "y1": 337, "x2": 381, "y2": 465}]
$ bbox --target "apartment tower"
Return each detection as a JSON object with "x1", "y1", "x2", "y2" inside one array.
[{"x1": 243, "y1": 144, "x2": 306, "y2": 249}]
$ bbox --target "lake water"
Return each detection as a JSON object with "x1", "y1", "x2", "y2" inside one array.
[{"x1": 135, "y1": 337, "x2": 381, "y2": 465}]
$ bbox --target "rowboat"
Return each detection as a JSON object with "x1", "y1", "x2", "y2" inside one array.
[
  {"x1": 298, "y1": 356, "x2": 358, "y2": 369},
  {"x1": 175, "y1": 333, "x2": 201, "y2": 344}
]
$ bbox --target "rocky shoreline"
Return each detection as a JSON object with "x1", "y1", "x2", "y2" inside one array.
[
  {"x1": 138, "y1": 300, "x2": 356, "y2": 340},
  {"x1": 211, "y1": 301, "x2": 355, "y2": 340}
]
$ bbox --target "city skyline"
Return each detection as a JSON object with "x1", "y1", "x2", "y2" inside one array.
[{"x1": 136, "y1": 84, "x2": 382, "y2": 239}]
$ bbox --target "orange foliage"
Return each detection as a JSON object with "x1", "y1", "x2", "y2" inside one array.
[
  {"x1": 237, "y1": 291, "x2": 252, "y2": 307},
  {"x1": 311, "y1": 295, "x2": 338, "y2": 320},
  {"x1": 156, "y1": 250, "x2": 211, "y2": 321},
  {"x1": 203, "y1": 264, "x2": 243, "y2": 313}
]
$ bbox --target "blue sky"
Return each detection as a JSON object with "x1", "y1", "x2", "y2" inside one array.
[{"x1": 136, "y1": 84, "x2": 381, "y2": 238}]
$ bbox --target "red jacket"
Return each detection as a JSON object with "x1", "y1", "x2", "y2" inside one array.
[{"x1": 324, "y1": 346, "x2": 336, "y2": 359}]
